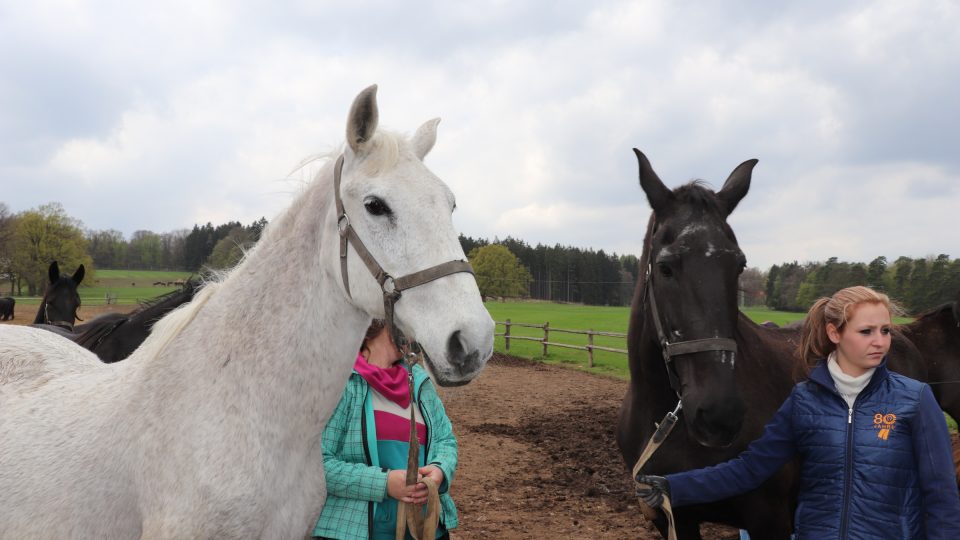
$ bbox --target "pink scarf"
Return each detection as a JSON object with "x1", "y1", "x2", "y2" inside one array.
[{"x1": 353, "y1": 354, "x2": 411, "y2": 408}]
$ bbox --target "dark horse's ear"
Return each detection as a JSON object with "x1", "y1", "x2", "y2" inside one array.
[
  {"x1": 634, "y1": 149, "x2": 674, "y2": 214},
  {"x1": 49, "y1": 261, "x2": 60, "y2": 284},
  {"x1": 346, "y1": 84, "x2": 379, "y2": 156},
  {"x1": 717, "y1": 159, "x2": 758, "y2": 216},
  {"x1": 72, "y1": 264, "x2": 85, "y2": 285}
]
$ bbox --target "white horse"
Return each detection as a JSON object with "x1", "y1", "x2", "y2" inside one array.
[{"x1": 0, "y1": 85, "x2": 494, "y2": 539}]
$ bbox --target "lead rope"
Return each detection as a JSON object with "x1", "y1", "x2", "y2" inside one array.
[
  {"x1": 631, "y1": 401, "x2": 682, "y2": 540},
  {"x1": 395, "y1": 349, "x2": 440, "y2": 540}
]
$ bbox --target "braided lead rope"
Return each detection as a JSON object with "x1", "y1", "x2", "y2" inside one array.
[{"x1": 395, "y1": 349, "x2": 441, "y2": 540}]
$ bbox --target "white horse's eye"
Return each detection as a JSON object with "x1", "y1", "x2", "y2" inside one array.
[{"x1": 364, "y1": 197, "x2": 391, "y2": 217}]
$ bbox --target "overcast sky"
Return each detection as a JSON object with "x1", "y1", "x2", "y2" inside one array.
[{"x1": 2, "y1": 1, "x2": 958, "y2": 270}]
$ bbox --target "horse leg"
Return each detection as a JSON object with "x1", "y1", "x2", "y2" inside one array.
[
  {"x1": 652, "y1": 509, "x2": 703, "y2": 540},
  {"x1": 739, "y1": 478, "x2": 795, "y2": 539}
]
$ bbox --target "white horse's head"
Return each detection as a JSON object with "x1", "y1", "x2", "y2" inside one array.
[{"x1": 330, "y1": 85, "x2": 494, "y2": 386}]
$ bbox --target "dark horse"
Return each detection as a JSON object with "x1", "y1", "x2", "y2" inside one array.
[
  {"x1": 41, "y1": 280, "x2": 199, "y2": 363},
  {"x1": 32, "y1": 261, "x2": 85, "y2": 330},
  {"x1": 901, "y1": 290, "x2": 960, "y2": 422},
  {"x1": 0, "y1": 297, "x2": 14, "y2": 320},
  {"x1": 616, "y1": 150, "x2": 926, "y2": 539}
]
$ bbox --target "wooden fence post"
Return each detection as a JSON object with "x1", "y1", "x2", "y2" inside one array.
[
  {"x1": 587, "y1": 330, "x2": 594, "y2": 368},
  {"x1": 504, "y1": 318, "x2": 511, "y2": 352},
  {"x1": 542, "y1": 322, "x2": 549, "y2": 357}
]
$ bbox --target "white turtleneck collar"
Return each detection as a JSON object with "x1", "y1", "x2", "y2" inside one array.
[{"x1": 827, "y1": 351, "x2": 875, "y2": 409}]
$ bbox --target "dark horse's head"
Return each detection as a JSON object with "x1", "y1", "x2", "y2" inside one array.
[
  {"x1": 33, "y1": 261, "x2": 85, "y2": 330},
  {"x1": 633, "y1": 149, "x2": 755, "y2": 448}
]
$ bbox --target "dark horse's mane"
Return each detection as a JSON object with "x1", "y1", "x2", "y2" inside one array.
[{"x1": 69, "y1": 281, "x2": 199, "y2": 360}]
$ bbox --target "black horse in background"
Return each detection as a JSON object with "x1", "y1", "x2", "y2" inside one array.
[
  {"x1": 616, "y1": 150, "x2": 926, "y2": 539},
  {"x1": 41, "y1": 280, "x2": 200, "y2": 363},
  {"x1": 32, "y1": 261, "x2": 85, "y2": 330},
  {"x1": 901, "y1": 290, "x2": 960, "y2": 423},
  {"x1": 0, "y1": 297, "x2": 14, "y2": 320}
]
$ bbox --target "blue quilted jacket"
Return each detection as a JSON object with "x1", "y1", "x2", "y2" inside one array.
[{"x1": 666, "y1": 359, "x2": 960, "y2": 539}]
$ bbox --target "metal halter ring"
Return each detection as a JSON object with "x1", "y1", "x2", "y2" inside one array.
[
  {"x1": 381, "y1": 275, "x2": 397, "y2": 295},
  {"x1": 337, "y1": 214, "x2": 350, "y2": 236}
]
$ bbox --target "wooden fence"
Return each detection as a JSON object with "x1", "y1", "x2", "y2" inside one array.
[{"x1": 495, "y1": 319, "x2": 628, "y2": 368}]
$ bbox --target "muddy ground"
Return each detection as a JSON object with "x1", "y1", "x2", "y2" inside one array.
[{"x1": 439, "y1": 354, "x2": 740, "y2": 540}]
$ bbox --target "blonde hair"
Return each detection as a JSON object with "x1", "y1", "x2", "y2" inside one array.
[{"x1": 797, "y1": 286, "x2": 902, "y2": 374}]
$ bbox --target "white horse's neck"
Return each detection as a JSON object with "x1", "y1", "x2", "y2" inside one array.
[{"x1": 133, "y1": 163, "x2": 366, "y2": 431}]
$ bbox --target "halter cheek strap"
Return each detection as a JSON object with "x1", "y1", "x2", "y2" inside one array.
[{"x1": 332, "y1": 155, "x2": 475, "y2": 347}]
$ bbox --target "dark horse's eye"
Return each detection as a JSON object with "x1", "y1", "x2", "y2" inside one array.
[
  {"x1": 658, "y1": 262, "x2": 673, "y2": 278},
  {"x1": 364, "y1": 197, "x2": 391, "y2": 217}
]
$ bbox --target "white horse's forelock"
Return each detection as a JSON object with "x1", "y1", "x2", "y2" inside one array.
[{"x1": 290, "y1": 129, "x2": 403, "y2": 184}]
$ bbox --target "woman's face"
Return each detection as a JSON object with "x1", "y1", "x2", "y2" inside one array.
[
  {"x1": 362, "y1": 326, "x2": 402, "y2": 367},
  {"x1": 827, "y1": 302, "x2": 892, "y2": 377}
]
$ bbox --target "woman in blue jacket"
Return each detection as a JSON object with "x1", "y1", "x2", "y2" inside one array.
[
  {"x1": 637, "y1": 286, "x2": 960, "y2": 539},
  {"x1": 313, "y1": 320, "x2": 458, "y2": 540}
]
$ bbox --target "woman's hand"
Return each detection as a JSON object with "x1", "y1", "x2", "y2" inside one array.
[
  {"x1": 386, "y1": 470, "x2": 419, "y2": 503},
  {"x1": 409, "y1": 465, "x2": 444, "y2": 505}
]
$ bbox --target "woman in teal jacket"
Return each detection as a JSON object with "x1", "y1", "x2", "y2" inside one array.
[{"x1": 313, "y1": 320, "x2": 458, "y2": 540}]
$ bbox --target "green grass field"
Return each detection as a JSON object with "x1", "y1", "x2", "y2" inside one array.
[
  {"x1": 482, "y1": 301, "x2": 814, "y2": 379},
  {"x1": 484, "y1": 301, "x2": 915, "y2": 379},
  {"x1": 13, "y1": 269, "x2": 194, "y2": 306}
]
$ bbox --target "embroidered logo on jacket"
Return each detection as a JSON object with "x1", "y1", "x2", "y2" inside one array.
[{"x1": 874, "y1": 413, "x2": 897, "y2": 440}]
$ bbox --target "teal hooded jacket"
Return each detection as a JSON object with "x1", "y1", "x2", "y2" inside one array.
[{"x1": 313, "y1": 364, "x2": 458, "y2": 540}]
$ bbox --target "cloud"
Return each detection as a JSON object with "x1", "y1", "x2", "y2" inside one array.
[{"x1": 1, "y1": 0, "x2": 958, "y2": 272}]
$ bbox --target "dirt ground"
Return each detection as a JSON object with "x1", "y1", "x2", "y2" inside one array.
[
  {"x1": 438, "y1": 354, "x2": 740, "y2": 540},
  {"x1": 2, "y1": 303, "x2": 131, "y2": 327}
]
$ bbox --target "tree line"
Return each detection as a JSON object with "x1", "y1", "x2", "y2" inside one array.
[
  {"x1": 460, "y1": 235, "x2": 639, "y2": 306},
  {"x1": 0, "y1": 201, "x2": 266, "y2": 295},
  {"x1": 462, "y1": 235, "x2": 960, "y2": 314},
  {"x1": 766, "y1": 255, "x2": 960, "y2": 315},
  {"x1": 2, "y1": 201, "x2": 958, "y2": 313}
]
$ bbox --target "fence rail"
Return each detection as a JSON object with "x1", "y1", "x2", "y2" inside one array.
[{"x1": 495, "y1": 319, "x2": 627, "y2": 368}]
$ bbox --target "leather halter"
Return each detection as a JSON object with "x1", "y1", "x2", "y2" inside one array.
[
  {"x1": 643, "y1": 262, "x2": 738, "y2": 395},
  {"x1": 332, "y1": 155, "x2": 475, "y2": 347},
  {"x1": 43, "y1": 301, "x2": 80, "y2": 331}
]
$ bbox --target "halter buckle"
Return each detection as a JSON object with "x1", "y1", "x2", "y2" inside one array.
[
  {"x1": 337, "y1": 214, "x2": 350, "y2": 236},
  {"x1": 382, "y1": 275, "x2": 397, "y2": 295}
]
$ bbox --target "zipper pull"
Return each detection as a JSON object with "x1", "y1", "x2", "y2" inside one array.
[{"x1": 848, "y1": 408, "x2": 853, "y2": 424}]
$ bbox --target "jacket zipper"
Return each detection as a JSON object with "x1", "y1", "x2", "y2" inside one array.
[{"x1": 838, "y1": 392, "x2": 858, "y2": 540}]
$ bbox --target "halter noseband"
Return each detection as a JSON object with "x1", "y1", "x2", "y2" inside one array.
[
  {"x1": 333, "y1": 155, "x2": 475, "y2": 348},
  {"x1": 43, "y1": 299, "x2": 81, "y2": 331}
]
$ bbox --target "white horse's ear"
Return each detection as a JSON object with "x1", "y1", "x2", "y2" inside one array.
[
  {"x1": 411, "y1": 118, "x2": 441, "y2": 160},
  {"x1": 346, "y1": 85, "x2": 379, "y2": 155}
]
